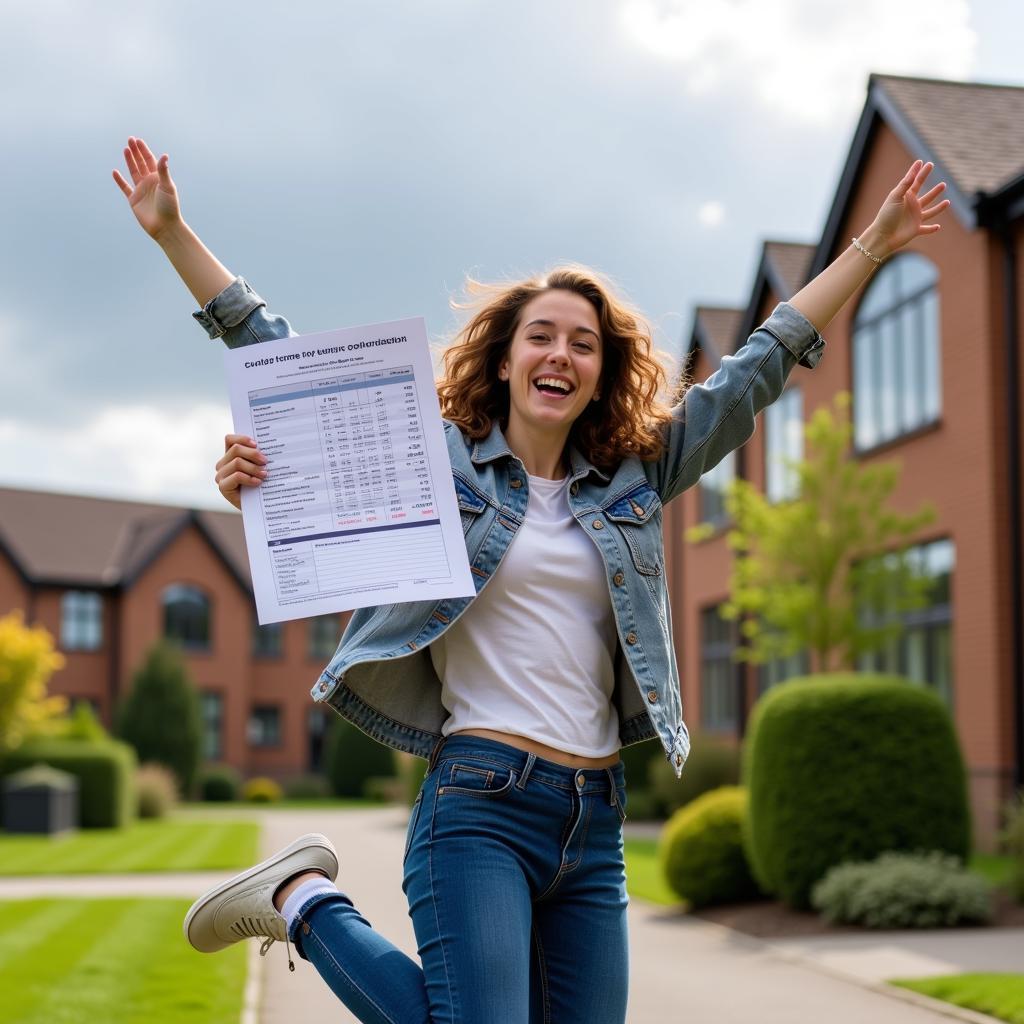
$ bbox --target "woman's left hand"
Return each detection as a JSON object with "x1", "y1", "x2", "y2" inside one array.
[{"x1": 870, "y1": 159, "x2": 951, "y2": 256}]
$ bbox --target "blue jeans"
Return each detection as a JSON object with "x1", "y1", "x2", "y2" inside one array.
[{"x1": 287, "y1": 734, "x2": 630, "y2": 1023}]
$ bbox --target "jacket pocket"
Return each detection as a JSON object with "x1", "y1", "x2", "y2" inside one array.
[
  {"x1": 453, "y1": 474, "x2": 490, "y2": 534},
  {"x1": 604, "y1": 484, "x2": 664, "y2": 577}
]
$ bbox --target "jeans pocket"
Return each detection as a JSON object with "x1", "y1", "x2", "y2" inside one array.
[
  {"x1": 403, "y1": 790, "x2": 424, "y2": 863},
  {"x1": 614, "y1": 785, "x2": 627, "y2": 825},
  {"x1": 439, "y1": 758, "x2": 517, "y2": 799}
]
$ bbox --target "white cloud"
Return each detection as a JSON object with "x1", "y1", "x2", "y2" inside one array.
[
  {"x1": 620, "y1": 0, "x2": 977, "y2": 124},
  {"x1": 697, "y1": 200, "x2": 725, "y2": 227},
  {"x1": 0, "y1": 402, "x2": 234, "y2": 509}
]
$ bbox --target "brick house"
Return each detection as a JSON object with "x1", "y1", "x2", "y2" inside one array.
[
  {"x1": 665, "y1": 73, "x2": 1024, "y2": 849},
  {"x1": 0, "y1": 487, "x2": 343, "y2": 780},
  {"x1": 1, "y1": 72, "x2": 1021, "y2": 848}
]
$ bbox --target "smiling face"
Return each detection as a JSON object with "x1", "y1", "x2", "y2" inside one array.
[{"x1": 498, "y1": 289, "x2": 604, "y2": 458}]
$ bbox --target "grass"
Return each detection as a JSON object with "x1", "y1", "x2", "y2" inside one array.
[
  {"x1": 892, "y1": 974, "x2": 1024, "y2": 1024},
  {"x1": 0, "y1": 898, "x2": 247, "y2": 1024},
  {"x1": 182, "y1": 796, "x2": 390, "y2": 810},
  {"x1": 0, "y1": 819, "x2": 259, "y2": 875},
  {"x1": 623, "y1": 837, "x2": 681, "y2": 906},
  {"x1": 969, "y1": 852, "x2": 1016, "y2": 887}
]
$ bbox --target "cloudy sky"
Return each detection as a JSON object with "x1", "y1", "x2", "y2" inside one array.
[{"x1": 1, "y1": 0, "x2": 1020, "y2": 510}]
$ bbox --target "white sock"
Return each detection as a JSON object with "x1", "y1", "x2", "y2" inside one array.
[{"x1": 279, "y1": 875, "x2": 338, "y2": 931}]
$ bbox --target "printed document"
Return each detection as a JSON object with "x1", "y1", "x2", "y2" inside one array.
[{"x1": 224, "y1": 318, "x2": 475, "y2": 623}]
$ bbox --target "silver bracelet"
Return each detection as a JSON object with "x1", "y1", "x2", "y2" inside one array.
[{"x1": 851, "y1": 236, "x2": 885, "y2": 264}]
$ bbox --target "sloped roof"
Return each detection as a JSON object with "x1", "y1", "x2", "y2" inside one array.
[
  {"x1": 0, "y1": 486, "x2": 250, "y2": 590},
  {"x1": 686, "y1": 306, "x2": 745, "y2": 372},
  {"x1": 813, "y1": 73, "x2": 1024, "y2": 274},
  {"x1": 763, "y1": 242, "x2": 815, "y2": 299}
]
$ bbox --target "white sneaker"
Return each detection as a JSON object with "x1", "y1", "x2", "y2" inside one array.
[{"x1": 183, "y1": 832, "x2": 339, "y2": 971}]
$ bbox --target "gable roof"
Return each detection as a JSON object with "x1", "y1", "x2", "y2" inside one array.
[
  {"x1": 813, "y1": 73, "x2": 1024, "y2": 274},
  {"x1": 736, "y1": 240, "x2": 817, "y2": 348},
  {"x1": 685, "y1": 306, "x2": 744, "y2": 373},
  {"x1": 0, "y1": 486, "x2": 250, "y2": 593}
]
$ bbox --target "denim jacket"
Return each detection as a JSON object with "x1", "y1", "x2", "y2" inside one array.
[{"x1": 194, "y1": 277, "x2": 826, "y2": 776}]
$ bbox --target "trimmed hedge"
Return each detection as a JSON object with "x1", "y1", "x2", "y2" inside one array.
[
  {"x1": 196, "y1": 764, "x2": 241, "y2": 802},
  {"x1": 1, "y1": 738, "x2": 136, "y2": 828},
  {"x1": 323, "y1": 717, "x2": 395, "y2": 798},
  {"x1": 658, "y1": 786, "x2": 762, "y2": 908},
  {"x1": 743, "y1": 673, "x2": 970, "y2": 909}
]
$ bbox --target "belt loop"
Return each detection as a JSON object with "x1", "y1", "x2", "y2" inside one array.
[
  {"x1": 516, "y1": 752, "x2": 536, "y2": 790},
  {"x1": 605, "y1": 766, "x2": 616, "y2": 806},
  {"x1": 426, "y1": 736, "x2": 448, "y2": 775}
]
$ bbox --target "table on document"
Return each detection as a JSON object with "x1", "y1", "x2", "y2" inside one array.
[{"x1": 248, "y1": 365, "x2": 454, "y2": 605}]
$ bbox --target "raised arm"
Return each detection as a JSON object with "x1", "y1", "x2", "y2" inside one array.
[
  {"x1": 788, "y1": 159, "x2": 949, "y2": 333},
  {"x1": 112, "y1": 137, "x2": 234, "y2": 306}
]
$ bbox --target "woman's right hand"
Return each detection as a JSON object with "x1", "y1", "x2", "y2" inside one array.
[
  {"x1": 216, "y1": 434, "x2": 268, "y2": 510},
  {"x1": 112, "y1": 137, "x2": 182, "y2": 240}
]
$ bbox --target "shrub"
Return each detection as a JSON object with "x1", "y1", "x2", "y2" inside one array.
[
  {"x1": 649, "y1": 733, "x2": 740, "y2": 817},
  {"x1": 811, "y1": 851, "x2": 993, "y2": 928},
  {"x1": 61, "y1": 701, "x2": 110, "y2": 742},
  {"x1": 323, "y1": 717, "x2": 395, "y2": 798},
  {"x1": 116, "y1": 643, "x2": 202, "y2": 796},
  {"x1": 743, "y1": 673, "x2": 970, "y2": 909},
  {"x1": 658, "y1": 786, "x2": 762, "y2": 908},
  {"x1": 1, "y1": 738, "x2": 136, "y2": 828},
  {"x1": 282, "y1": 774, "x2": 331, "y2": 800},
  {"x1": 0, "y1": 611, "x2": 66, "y2": 750},
  {"x1": 999, "y1": 788, "x2": 1024, "y2": 903},
  {"x1": 197, "y1": 764, "x2": 241, "y2": 802},
  {"x1": 136, "y1": 762, "x2": 179, "y2": 818},
  {"x1": 242, "y1": 777, "x2": 282, "y2": 803}
]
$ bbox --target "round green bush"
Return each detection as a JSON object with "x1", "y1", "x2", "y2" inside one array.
[
  {"x1": 648, "y1": 733, "x2": 740, "y2": 817},
  {"x1": 197, "y1": 764, "x2": 241, "y2": 802},
  {"x1": 658, "y1": 786, "x2": 762, "y2": 908},
  {"x1": 743, "y1": 673, "x2": 970, "y2": 909},
  {"x1": 811, "y1": 851, "x2": 992, "y2": 928},
  {"x1": 323, "y1": 717, "x2": 395, "y2": 798}
]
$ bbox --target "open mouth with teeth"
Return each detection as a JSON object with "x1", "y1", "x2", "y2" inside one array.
[{"x1": 533, "y1": 376, "x2": 575, "y2": 399}]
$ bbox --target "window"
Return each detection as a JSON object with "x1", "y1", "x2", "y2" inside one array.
[
  {"x1": 60, "y1": 591, "x2": 103, "y2": 651},
  {"x1": 253, "y1": 621, "x2": 283, "y2": 658},
  {"x1": 163, "y1": 585, "x2": 211, "y2": 650},
  {"x1": 200, "y1": 691, "x2": 223, "y2": 760},
  {"x1": 765, "y1": 387, "x2": 802, "y2": 503},
  {"x1": 308, "y1": 615, "x2": 339, "y2": 660},
  {"x1": 698, "y1": 450, "x2": 735, "y2": 525},
  {"x1": 853, "y1": 253, "x2": 940, "y2": 451},
  {"x1": 856, "y1": 538, "x2": 954, "y2": 706},
  {"x1": 700, "y1": 605, "x2": 738, "y2": 732},
  {"x1": 308, "y1": 708, "x2": 329, "y2": 772},
  {"x1": 248, "y1": 706, "x2": 281, "y2": 747}
]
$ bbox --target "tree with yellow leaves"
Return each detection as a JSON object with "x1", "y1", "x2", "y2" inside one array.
[{"x1": 0, "y1": 611, "x2": 67, "y2": 751}]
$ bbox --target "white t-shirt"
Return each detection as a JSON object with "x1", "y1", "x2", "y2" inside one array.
[{"x1": 430, "y1": 472, "x2": 620, "y2": 757}]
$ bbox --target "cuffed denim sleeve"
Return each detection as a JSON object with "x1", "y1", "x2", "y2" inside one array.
[
  {"x1": 650, "y1": 301, "x2": 826, "y2": 505},
  {"x1": 191, "y1": 276, "x2": 297, "y2": 348}
]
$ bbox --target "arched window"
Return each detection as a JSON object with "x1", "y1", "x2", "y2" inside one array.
[
  {"x1": 162, "y1": 584, "x2": 211, "y2": 650},
  {"x1": 852, "y1": 253, "x2": 940, "y2": 451}
]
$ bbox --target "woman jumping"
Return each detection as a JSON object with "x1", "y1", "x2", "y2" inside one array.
[{"x1": 114, "y1": 136, "x2": 948, "y2": 1023}]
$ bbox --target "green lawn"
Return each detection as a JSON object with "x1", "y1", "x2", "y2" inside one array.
[
  {"x1": 970, "y1": 853, "x2": 1015, "y2": 887},
  {"x1": 0, "y1": 898, "x2": 246, "y2": 1024},
  {"x1": 623, "y1": 837, "x2": 682, "y2": 906},
  {"x1": 892, "y1": 974, "x2": 1024, "y2": 1024},
  {"x1": 0, "y1": 819, "x2": 259, "y2": 875}
]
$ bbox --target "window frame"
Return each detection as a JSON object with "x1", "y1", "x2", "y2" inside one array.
[
  {"x1": 162, "y1": 584, "x2": 212, "y2": 652},
  {"x1": 60, "y1": 590, "x2": 104, "y2": 651}
]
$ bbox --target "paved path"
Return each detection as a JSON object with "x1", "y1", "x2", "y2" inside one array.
[{"x1": 3, "y1": 808, "x2": 1018, "y2": 1024}]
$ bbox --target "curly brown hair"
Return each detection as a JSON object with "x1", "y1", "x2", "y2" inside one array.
[{"x1": 436, "y1": 265, "x2": 684, "y2": 472}]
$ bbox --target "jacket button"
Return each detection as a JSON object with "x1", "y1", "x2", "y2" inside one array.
[
  {"x1": 318, "y1": 681, "x2": 329, "y2": 694},
  {"x1": 570, "y1": 482, "x2": 579, "y2": 496},
  {"x1": 647, "y1": 690, "x2": 658, "y2": 703},
  {"x1": 675, "y1": 754, "x2": 683, "y2": 767},
  {"x1": 592, "y1": 519, "x2": 603, "y2": 530},
  {"x1": 613, "y1": 572, "x2": 625, "y2": 586},
  {"x1": 626, "y1": 632, "x2": 637, "y2": 645},
  {"x1": 632, "y1": 504, "x2": 645, "y2": 518},
  {"x1": 510, "y1": 478, "x2": 522, "y2": 488}
]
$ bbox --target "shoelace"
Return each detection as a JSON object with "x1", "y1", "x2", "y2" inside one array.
[{"x1": 230, "y1": 916, "x2": 294, "y2": 971}]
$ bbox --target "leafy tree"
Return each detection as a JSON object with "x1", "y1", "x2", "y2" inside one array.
[
  {"x1": 0, "y1": 611, "x2": 66, "y2": 751},
  {"x1": 686, "y1": 392, "x2": 936, "y2": 673},
  {"x1": 116, "y1": 642, "x2": 202, "y2": 795}
]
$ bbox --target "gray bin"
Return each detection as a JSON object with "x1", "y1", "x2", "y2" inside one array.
[{"x1": 3, "y1": 764, "x2": 79, "y2": 835}]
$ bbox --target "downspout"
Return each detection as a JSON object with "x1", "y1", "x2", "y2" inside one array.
[{"x1": 999, "y1": 223, "x2": 1024, "y2": 791}]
